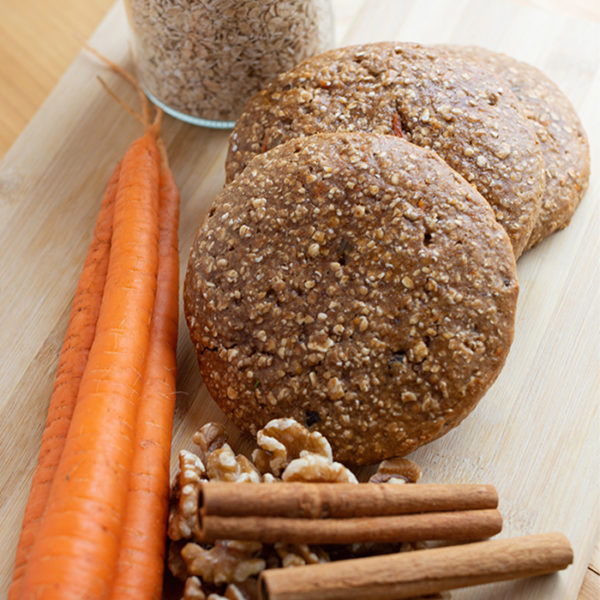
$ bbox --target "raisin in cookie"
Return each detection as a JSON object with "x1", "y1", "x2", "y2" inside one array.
[
  {"x1": 186, "y1": 133, "x2": 518, "y2": 464},
  {"x1": 226, "y1": 42, "x2": 545, "y2": 257}
]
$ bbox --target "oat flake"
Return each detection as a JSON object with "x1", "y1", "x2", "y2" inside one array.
[{"x1": 125, "y1": 0, "x2": 333, "y2": 123}]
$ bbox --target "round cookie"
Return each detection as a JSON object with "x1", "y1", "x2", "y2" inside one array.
[
  {"x1": 226, "y1": 41, "x2": 545, "y2": 257},
  {"x1": 185, "y1": 133, "x2": 518, "y2": 464},
  {"x1": 443, "y1": 45, "x2": 590, "y2": 250}
]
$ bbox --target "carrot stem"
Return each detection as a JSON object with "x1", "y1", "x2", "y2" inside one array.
[
  {"x1": 84, "y1": 42, "x2": 152, "y2": 127},
  {"x1": 96, "y1": 76, "x2": 145, "y2": 126},
  {"x1": 8, "y1": 161, "x2": 121, "y2": 600}
]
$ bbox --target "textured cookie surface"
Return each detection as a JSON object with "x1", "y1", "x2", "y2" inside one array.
[
  {"x1": 226, "y1": 42, "x2": 545, "y2": 257},
  {"x1": 185, "y1": 133, "x2": 518, "y2": 464},
  {"x1": 445, "y1": 45, "x2": 590, "y2": 250}
]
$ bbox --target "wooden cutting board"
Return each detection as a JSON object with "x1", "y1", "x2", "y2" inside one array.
[{"x1": 0, "y1": 0, "x2": 598, "y2": 598}]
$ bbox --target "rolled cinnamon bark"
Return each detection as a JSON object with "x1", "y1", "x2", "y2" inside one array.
[
  {"x1": 259, "y1": 532, "x2": 573, "y2": 600},
  {"x1": 198, "y1": 508, "x2": 502, "y2": 544},
  {"x1": 200, "y1": 482, "x2": 498, "y2": 518}
]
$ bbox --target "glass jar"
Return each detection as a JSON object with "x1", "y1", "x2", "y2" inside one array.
[{"x1": 124, "y1": 0, "x2": 334, "y2": 129}]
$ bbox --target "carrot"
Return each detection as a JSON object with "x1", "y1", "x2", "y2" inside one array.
[
  {"x1": 84, "y1": 50, "x2": 182, "y2": 599},
  {"x1": 20, "y1": 130, "x2": 161, "y2": 600},
  {"x1": 111, "y1": 144, "x2": 180, "y2": 600},
  {"x1": 8, "y1": 161, "x2": 120, "y2": 600}
]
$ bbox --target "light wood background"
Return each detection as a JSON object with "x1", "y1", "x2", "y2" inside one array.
[
  {"x1": 1, "y1": 0, "x2": 599, "y2": 158},
  {"x1": 0, "y1": 1, "x2": 598, "y2": 598}
]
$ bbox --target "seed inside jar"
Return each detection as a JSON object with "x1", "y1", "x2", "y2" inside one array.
[{"x1": 125, "y1": 0, "x2": 334, "y2": 123}]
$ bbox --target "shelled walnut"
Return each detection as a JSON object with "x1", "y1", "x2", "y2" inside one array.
[{"x1": 168, "y1": 418, "x2": 432, "y2": 600}]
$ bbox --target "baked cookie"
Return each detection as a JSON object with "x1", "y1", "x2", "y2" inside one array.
[
  {"x1": 185, "y1": 133, "x2": 518, "y2": 464},
  {"x1": 226, "y1": 42, "x2": 545, "y2": 257},
  {"x1": 444, "y1": 45, "x2": 590, "y2": 250}
]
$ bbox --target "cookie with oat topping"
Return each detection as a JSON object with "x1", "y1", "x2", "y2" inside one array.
[
  {"x1": 185, "y1": 132, "x2": 518, "y2": 464},
  {"x1": 226, "y1": 41, "x2": 545, "y2": 257},
  {"x1": 442, "y1": 45, "x2": 590, "y2": 250}
]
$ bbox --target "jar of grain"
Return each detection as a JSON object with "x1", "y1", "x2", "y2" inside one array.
[{"x1": 124, "y1": 0, "x2": 334, "y2": 128}]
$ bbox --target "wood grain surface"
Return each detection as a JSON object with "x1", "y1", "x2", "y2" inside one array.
[{"x1": 0, "y1": 1, "x2": 598, "y2": 599}]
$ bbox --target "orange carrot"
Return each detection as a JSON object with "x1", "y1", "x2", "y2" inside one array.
[
  {"x1": 111, "y1": 145, "x2": 180, "y2": 600},
  {"x1": 20, "y1": 130, "x2": 161, "y2": 600},
  {"x1": 8, "y1": 161, "x2": 120, "y2": 600},
  {"x1": 82, "y1": 49, "x2": 182, "y2": 598}
]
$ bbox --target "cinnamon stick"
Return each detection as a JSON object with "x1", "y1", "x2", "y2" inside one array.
[
  {"x1": 200, "y1": 482, "x2": 498, "y2": 518},
  {"x1": 198, "y1": 508, "x2": 502, "y2": 544},
  {"x1": 259, "y1": 532, "x2": 573, "y2": 600}
]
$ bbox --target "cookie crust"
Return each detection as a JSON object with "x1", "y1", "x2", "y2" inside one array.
[
  {"x1": 445, "y1": 45, "x2": 590, "y2": 250},
  {"x1": 186, "y1": 133, "x2": 518, "y2": 464},
  {"x1": 226, "y1": 42, "x2": 545, "y2": 257}
]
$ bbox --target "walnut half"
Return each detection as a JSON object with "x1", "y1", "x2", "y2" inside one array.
[
  {"x1": 206, "y1": 443, "x2": 261, "y2": 483},
  {"x1": 181, "y1": 540, "x2": 265, "y2": 585},
  {"x1": 369, "y1": 457, "x2": 421, "y2": 484},
  {"x1": 168, "y1": 450, "x2": 206, "y2": 540},
  {"x1": 282, "y1": 454, "x2": 358, "y2": 483},
  {"x1": 252, "y1": 418, "x2": 332, "y2": 476}
]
